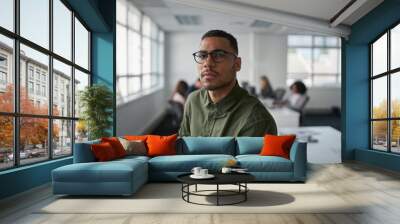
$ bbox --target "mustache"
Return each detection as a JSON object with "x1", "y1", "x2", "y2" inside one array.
[{"x1": 201, "y1": 70, "x2": 218, "y2": 77}]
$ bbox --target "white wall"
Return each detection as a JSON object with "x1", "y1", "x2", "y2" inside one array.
[
  {"x1": 116, "y1": 89, "x2": 168, "y2": 135},
  {"x1": 165, "y1": 32, "x2": 200, "y2": 92},
  {"x1": 166, "y1": 32, "x2": 341, "y2": 110}
]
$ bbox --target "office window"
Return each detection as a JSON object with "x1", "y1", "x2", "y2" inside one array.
[
  {"x1": 28, "y1": 81, "x2": 34, "y2": 94},
  {"x1": 0, "y1": 116, "x2": 13, "y2": 170},
  {"x1": 0, "y1": 35, "x2": 14, "y2": 113},
  {"x1": 0, "y1": 0, "x2": 14, "y2": 32},
  {"x1": 35, "y1": 70, "x2": 40, "y2": 80},
  {"x1": 28, "y1": 67, "x2": 34, "y2": 80},
  {"x1": 0, "y1": 54, "x2": 7, "y2": 67},
  {"x1": 53, "y1": 0, "x2": 72, "y2": 60},
  {"x1": 287, "y1": 35, "x2": 341, "y2": 87},
  {"x1": 74, "y1": 69, "x2": 89, "y2": 119},
  {"x1": 53, "y1": 59, "x2": 72, "y2": 117},
  {"x1": 42, "y1": 85, "x2": 46, "y2": 97},
  {"x1": 370, "y1": 23, "x2": 400, "y2": 154},
  {"x1": 20, "y1": 0, "x2": 49, "y2": 49},
  {"x1": 35, "y1": 84, "x2": 41, "y2": 96},
  {"x1": 116, "y1": 0, "x2": 164, "y2": 104},
  {"x1": 0, "y1": 52, "x2": 8, "y2": 89},
  {"x1": 0, "y1": 0, "x2": 91, "y2": 170},
  {"x1": 74, "y1": 17, "x2": 89, "y2": 70},
  {"x1": 21, "y1": 44, "x2": 49, "y2": 115},
  {"x1": 0, "y1": 71, "x2": 6, "y2": 83},
  {"x1": 53, "y1": 119, "x2": 72, "y2": 158}
]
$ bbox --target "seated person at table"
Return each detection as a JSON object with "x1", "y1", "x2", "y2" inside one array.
[
  {"x1": 259, "y1": 75, "x2": 275, "y2": 99},
  {"x1": 170, "y1": 80, "x2": 189, "y2": 107},
  {"x1": 179, "y1": 30, "x2": 277, "y2": 137},
  {"x1": 275, "y1": 80, "x2": 308, "y2": 112}
]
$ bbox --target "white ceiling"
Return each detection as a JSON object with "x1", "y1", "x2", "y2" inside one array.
[
  {"x1": 129, "y1": 0, "x2": 383, "y2": 37},
  {"x1": 225, "y1": 0, "x2": 351, "y2": 22}
]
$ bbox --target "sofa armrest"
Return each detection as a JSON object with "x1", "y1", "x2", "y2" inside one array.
[
  {"x1": 289, "y1": 141, "x2": 307, "y2": 181},
  {"x1": 73, "y1": 141, "x2": 99, "y2": 163}
]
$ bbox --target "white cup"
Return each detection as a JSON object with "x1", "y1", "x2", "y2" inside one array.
[
  {"x1": 200, "y1": 169, "x2": 208, "y2": 176},
  {"x1": 191, "y1": 167, "x2": 202, "y2": 176},
  {"x1": 221, "y1": 167, "x2": 232, "y2": 174}
]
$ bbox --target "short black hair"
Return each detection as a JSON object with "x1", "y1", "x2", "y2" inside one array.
[
  {"x1": 290, "y1": 80, "x2": 307, "y2": 95},
  {"x1": 201, "y1": 30, "x2": 238, "y2": 55}
]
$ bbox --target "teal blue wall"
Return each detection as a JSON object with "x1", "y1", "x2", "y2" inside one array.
[
  {"x1": 92, "y1": 32, "x2": 115, "y2": 135},
  {"x1": 0, "y1": 0, "x2": 116, "y2": 200},
  {"x1": 343, "y1": 0, "x2": 400, "y2": 171},
  {"x1": 0, "y1": 158, "x2": 72, "y2": 199}
]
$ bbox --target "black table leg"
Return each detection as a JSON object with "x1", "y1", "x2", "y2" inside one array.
[
  {"x1": 245, "y1": 183, "x2": 247, "y2": 201},
  {"x1": 187, "y1": 184, "x2": 190, "y2": 202},
  {"x1": 217, "y1": 184, "x2": 219, "y2": 206}
]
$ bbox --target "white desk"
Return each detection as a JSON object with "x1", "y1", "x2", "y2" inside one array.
[
  {"x1": 279, "y1": 126, "x2": 342, "y2": 164},
  {"x1": 268, "y1": 108, "x2": 300, "y2": 129},
  {"x1": 260, "y1": 99, "x2": 300, "y2": 129}
]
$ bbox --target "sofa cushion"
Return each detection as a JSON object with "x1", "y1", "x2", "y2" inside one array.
[
  {"x1": 236, "y1": 137, "x2": 263, "y2": 155},
  {"x1": 118, "y1": 138, "x2": 147, "y2": 156},
  {"x1": 236, "y1": 155, "x2": 293, "y2": 172},
  {"x1": 91, "y1": 142, "x2": 118, "y2": 161},
  {"x1": 260, "y1": 135, "x2": 296, "y2": 159},
  {"x1": 177, "y1": 137, "x2": 235, "y2": 155},
  {"x1": 124, "y1": 135, "x2": 148, "y2": 141},
  {"x1": 148, "y1": 154, "x2": 235, "y2": 172},
  {"x1": 147, "y1": 134, "x2": 178, "y2": 157},
  {"x1": 52, "y1": 159, "x2": 147, "y2": 183},
  {"x1": 101, "y1": 137, "x2": 127, "y2": 158},
  {"x1": 114, "y1": 155, "x2": 150, "y2": 164}
]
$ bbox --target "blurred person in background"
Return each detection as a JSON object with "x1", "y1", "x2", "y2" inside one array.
[
  {"x1": 170, "y1": 80, "x2": 189, "y2": 106},
  {"x1": 259, "y1": 75, "x2": 275, "y2": 99}
]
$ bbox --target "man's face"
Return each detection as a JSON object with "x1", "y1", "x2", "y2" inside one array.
[{"x1": 197, "y1": 37, "x2": 241, "y2": 91}]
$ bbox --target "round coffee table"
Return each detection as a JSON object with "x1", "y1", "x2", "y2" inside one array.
[{"x1": 177, "y1": 172, "x2": 255, "y2": 206}]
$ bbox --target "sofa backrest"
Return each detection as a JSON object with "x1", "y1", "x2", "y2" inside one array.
[
  {"x1": 235, "y1": 137, "x2": 264, "y2": 155},
  {"x1": 177, "y1": 137, "x2": 236, "y2": 155},
  {"x1": 73, "y1": 139, "x2": 100, "y2": 163}
]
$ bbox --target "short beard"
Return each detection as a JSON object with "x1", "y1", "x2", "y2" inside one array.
[{"x1": 203, "y1": 78, "x2": 235, "y2": 91}]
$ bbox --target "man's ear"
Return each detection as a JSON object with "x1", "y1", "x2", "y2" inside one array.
[{"x1": 234, "y1": 57, "x2": 241, "y2": 72}]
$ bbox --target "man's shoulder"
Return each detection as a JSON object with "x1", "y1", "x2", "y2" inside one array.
[
  {"x1": 239, "y1": 94, "x2": 272, "y2": 117},
  {"x1": 240, "y1": 92, "x2": 265, "y2": 108}
]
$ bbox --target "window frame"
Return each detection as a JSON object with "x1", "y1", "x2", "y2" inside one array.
[
  {"x1": 369, "y1": 20, "x2": 400, "y2": 154},
  {"x1": 0, "y1": 0, "x2": 92, "y2": 171},
  {"x1": 116, "y1": 0, "x2": 164, "y2": 104},
  {"x1": 287, "y1": 35, "x2": 341, "y2": 87}
]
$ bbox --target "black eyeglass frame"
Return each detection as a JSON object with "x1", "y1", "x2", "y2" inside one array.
[{"x1": 192, "y1": 49, "x2": 237, "y2": 64}]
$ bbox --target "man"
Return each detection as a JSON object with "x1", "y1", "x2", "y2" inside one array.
[{"x1": 179, "y1": 30, "x2": 277, "y2": 137}]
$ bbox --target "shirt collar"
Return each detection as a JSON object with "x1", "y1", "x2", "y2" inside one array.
[{"x1": 202, "y1": 81, "x2": 247, "y2": 113}]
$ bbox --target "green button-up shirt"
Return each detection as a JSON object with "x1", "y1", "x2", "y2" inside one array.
[{"x1": 179, "y1": 82, "x2": 277, "y2": 137}]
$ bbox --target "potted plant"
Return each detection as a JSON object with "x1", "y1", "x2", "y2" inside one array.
[{"x1": 79, "y1": 84, "x2": 113, "y2": 140}]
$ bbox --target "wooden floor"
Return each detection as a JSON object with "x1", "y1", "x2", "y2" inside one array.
[{"x1": 1, "y1": 162, "x2": 400, "y2": 224}]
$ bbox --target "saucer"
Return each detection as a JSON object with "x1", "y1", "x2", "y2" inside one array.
[{"x1": 190, "y1": 174, "x2": 215, "y2": 179}]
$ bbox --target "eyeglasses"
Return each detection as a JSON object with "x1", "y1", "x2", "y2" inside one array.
[{"x1": 192, "y1": 49, "x2": 237, "y2": 64}]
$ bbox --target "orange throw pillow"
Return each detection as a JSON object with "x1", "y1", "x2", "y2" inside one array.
[
  {"x1": 260, "y1": 135, "x2": 296, "y2": 159},
  {"x1": 146, "y1": 134, "x2": 177, "y2": 157},
  {"x1": 101, "y1": 137, "x2": 127, "y2": 158},
  {"x1": 91, "y1": 142, "x2": 117, "y2": 161},
  {"x1": 124, "y1": 135, "x2": 148, "y2": 141}
]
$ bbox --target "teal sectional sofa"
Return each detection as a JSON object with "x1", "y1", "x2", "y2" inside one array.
[{"x1": 52, "y1": 137, "x2": 307, "y2": 196}]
